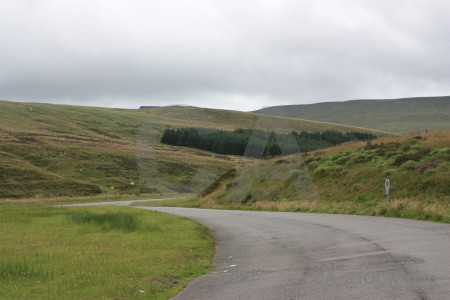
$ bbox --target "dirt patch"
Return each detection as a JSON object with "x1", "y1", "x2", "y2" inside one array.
[
  {"x1": 416, "y1": 160, "x2": 443, "y2": 173},
  {"x1": 199, "y1": 168, "x2": 237, "y2": 197},
  {"x1": 86, "y1": 127, "x2": 121, "y2": 139},
  {"x1": 393, "y1": 153, "x2": 427, "y2": 166}
]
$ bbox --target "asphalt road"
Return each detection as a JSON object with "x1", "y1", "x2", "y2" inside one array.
[
  {"x1": 53, "y1": 198, "x2": 177, "y2": 207},
  {"x1": 135, "y1": 207, "x2": 450, "y2": 300}
]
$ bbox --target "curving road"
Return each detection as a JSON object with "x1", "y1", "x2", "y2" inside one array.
[{"x1": 135, "y1": 207, "x2": 450, "y2": 300}]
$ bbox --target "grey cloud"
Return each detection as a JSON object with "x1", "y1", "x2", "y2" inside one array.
[{"x1": 1, "y1": 0, "x2": 450, "y2": 110}]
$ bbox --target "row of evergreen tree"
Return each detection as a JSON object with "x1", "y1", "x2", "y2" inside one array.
[{"x1": 161, "y1": 127, "x2": 377, "y2": 158}]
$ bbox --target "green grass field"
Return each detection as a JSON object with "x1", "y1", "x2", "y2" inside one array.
[
  {"x1": 0, "y1": 205, "x2": 214, "y2": 300},
  {"x1": 254, "y1": 96, "x2": 450, "y2": 134}
]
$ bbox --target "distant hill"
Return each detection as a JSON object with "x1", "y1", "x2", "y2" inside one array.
[
  {"x1": 254, "y1": 96, "x2": 450, "y2": 134},
  {"x1": 139, "y1": 106, "x2": 161, "y2": 109}
]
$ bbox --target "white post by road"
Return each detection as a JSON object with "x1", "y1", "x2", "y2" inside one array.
[{"x1": 385, "y1": 178, "x2": 390, "y2": 205}]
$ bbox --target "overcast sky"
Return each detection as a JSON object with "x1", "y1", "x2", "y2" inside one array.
[{"x1": 1, "y1": 0, "x2": 450, "y2": 111}]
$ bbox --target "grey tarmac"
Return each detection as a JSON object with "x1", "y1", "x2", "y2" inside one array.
[
  {"x1": 135, "y1": 207, "x2": 450, "y2": 300},
  {"x1": 53, "y1": 198, "x2": 177, "y2": 207}
]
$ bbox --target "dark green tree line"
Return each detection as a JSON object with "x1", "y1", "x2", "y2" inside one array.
[{"x1": 161, "y1": 127, "x2": 377, "y2": 158}]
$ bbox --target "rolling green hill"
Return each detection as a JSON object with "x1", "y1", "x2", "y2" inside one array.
[
  {"x1": 254, "y1": 96, "x2": 450, "y2": 134},
  {"x1": 0, "y1": 100, "x2": 383, "y2": 199}
]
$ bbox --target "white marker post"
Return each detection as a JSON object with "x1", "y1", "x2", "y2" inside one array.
[{"x1": 385, "y1": 179, "x2": 390, "y2": 205}]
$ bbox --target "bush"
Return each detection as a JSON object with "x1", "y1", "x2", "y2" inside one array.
[
  {"x1": 416, "y1": 160, "x2": 443, "y2": 173},
  {"x1": 289, "y1": 170, "x2": 305, "y2": 180},
  {"x1": 336, "y1": 155, "x2": 351, "y2": 165},
  {"x1": 438, "y1": 162, "x2": 450, "y2": 171},
  {"x1": 393, "y1": 153, "x2": 426, "y2": 166},
  {"x1": 409, "y1": 138, "x2": 419, "y2": 145},
  {"x1": 307, "y1": 161, "x2": 320, "y2": 170},
  {"x1": 313, "y1": 165, "x2": 329, "y2": 177},
  {"x1": 401, "y1": 160, "x2": 419, "y2": 170},
  {"x1": 354, "y1": 194, "x2": 369, "y2": 203},
  {"x1": 351, "y1": 183, "x2": 361, "y2": 192},
  {"x1": 423, "y1": 168, "x2": 437, "y2": 175},
  {"x1": 313, "y1": 165, "x2": 343, "y2": 177},
  {"x1": 384, "y1": 169, "x2": 397, "y2": 176},
  {"x1": 241, "y1": 193, "x2": 253, "y2": 204}
]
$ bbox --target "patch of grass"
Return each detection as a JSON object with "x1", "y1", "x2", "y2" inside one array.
[
  {"x1": 0, "y1": 206, "x2": 214, "y2": 299},
  {"x1": 0, "y1": 260, "x2": 47, "y2": 280},
  {"x1": 68, "y1": 211, "x2": 139, "y2": 232}
]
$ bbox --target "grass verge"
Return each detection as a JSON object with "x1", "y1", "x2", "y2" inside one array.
[{"x1": 0, "y1": 206, "x2": 214, "y2": 300}]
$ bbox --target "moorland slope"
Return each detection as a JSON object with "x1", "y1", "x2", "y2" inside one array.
[{"x1": 0, "y1": 101, "x2": 383, "y2": 199}]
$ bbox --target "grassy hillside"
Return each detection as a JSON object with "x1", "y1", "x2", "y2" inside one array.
[
  {"x1": 161, "y1": 131, "x2": 450, "y2": 223},
  {"x1": 254, "y1": 96, "x2": 450, "y2": 134},
  {"x1": 0, "y1": 100, "x2": 382, "y2": 199}
]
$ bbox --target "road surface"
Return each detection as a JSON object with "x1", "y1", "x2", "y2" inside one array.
[
  {"x1": 53, "y1": 198, "x2": 176, "y2": 207},
  {"x1": 134, "y1": 206, "x2": 450, "y2": 300}
]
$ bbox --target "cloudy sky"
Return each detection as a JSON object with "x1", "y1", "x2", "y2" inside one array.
[{"x1": 1, "y1": 0, "x2": 449, "y2": 111}]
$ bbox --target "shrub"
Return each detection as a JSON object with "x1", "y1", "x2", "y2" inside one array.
[
  {"x1": 313, "y1": 165, "x2": 340, "y2": 177},
  {"x1": 354, "y1": 194, "x2": 369, "y2": 203},
  {"x1": 313, "y1": 165, "x2": 329, "y2": 177},
  {"x1": 336, "y1": 156, "x2": 351, "y2": 165},
  {"x1": 402, "y1": 146, "x2": 411, "y2": 151},
  {"x1": 384, "y1": 169, "x2": 397, "y2": 176},
  {"x1": 333, "y1": 166, "x2": 344, "y2": 173},
  {"x1": 351, "y1": 183, "x2": 361, "y2": 192},
  {"x1": 410, "y1": 144, "x2": 421, "y2": 149},
  {"x1": 438, "y1": 162, "x2": 450, "y2": 171},
  {"x1": 415, "y1": 160, "x2": 443, "y2": 173},
  {"x1": 409, "y1": 138, "x2": 419, "y2": 145},
  {"x1": 423, "y1": 168, "x2": 437, "y2": 175},
  {"x1": 393, "y1": 153, "x2": 426, "y2": 166},
  {"x1": 305, "y1": 156, "x2": 317, "y2": 163},
  {"x1": 289, "y1": 170, "x2": 306, "y2": 180},
  {"x1": 401, "y1": 160, "x2": 419, "y2": 170},
  {"x1": 308, "y1": 161, "x2": 320, "y2": 170},
  {"x1": 241, "y1": 193, "x2": 253, "y2": 204}
]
